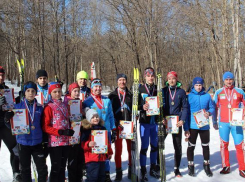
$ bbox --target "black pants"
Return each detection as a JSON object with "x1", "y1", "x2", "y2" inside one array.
[
  {"x1": 49, "y1": 146, "x2": 70, "y2": 182},
  {"x1": 0, "y1": 125, "x2": 20, "y2": 174},
  {"x1": 68, "y1": 144, "x2": 85, "y2": 182},
  {"x1": 187, "y1": 129, "x2": 210, "y2": 162},
  {"x1": 86, "y1": 161, "x2": 105, "y2": 182},
  {"x1": 18, "y1": 143, "x2": 48, "y2": 182}
]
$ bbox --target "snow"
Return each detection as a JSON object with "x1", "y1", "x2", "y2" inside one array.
[{"x1": 0, "y1": 82, "x2": 244, "y2": 182}]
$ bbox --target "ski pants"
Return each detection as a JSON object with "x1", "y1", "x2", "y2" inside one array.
[
  {"x1": 114, "y1": 128, "x2": 132, "y2": 169},
  {"x1": 164, "y1": 126, "x2": 182, "y2": 169},
  {"x1": 18, "y1": 143, "x2": 48, "y2": 182},
  {"x1": 187, "y1": 129, "x2": 210, "y2": 162},
  {"x1": 219, "y1": 122, "x2": 245, "y2": 170},
  {"x1": 68, "y1": 144, "x2": 85, "y2": 182},
  {"x1": 86, "y1": 161, "x2": 105, "y2": 182},
  {"x1": 49, "y1": 146, "x2": 70, "y2": 182},
  {"x1": 0, "y1": 125, "x2": 20, "y2": 174},
  {"x1": 140, "y1": 123, "x2": 158, "y2": 167}
]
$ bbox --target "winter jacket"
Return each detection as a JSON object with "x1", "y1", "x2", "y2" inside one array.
[
  {"x1": 0, "y1": 83, "x2": 9, "y2": 128},
  {"x1": 37, "y1": 84, "x2": 51, "y2": 105},
  {"x1": 80, "y1": 86, "x2": 91, "y2": 101},
  {"x1": 214, "y1": 86, "x2": 245, "y2": 123},
  {"x1": 81, "y1": 119, "x2": 113, "y2": 163},
  {"x1": 138, "y1": 84, "x2": 158, "y2": 124},
  {"x1": 83, "y1": 95, "x2": 115, "y2": 131},
  {"x1": 108, "y1": 87, "x2": 132, "y2": 126},
  {"x1": 14, "y1": 99, "x2": 44, "y2": 146},
  {"x1": 162, "y1": 82, "x2": 188, "y2": 122},
  {"x1": 184, "y1": 88, "x2": 216, "y2": 131},
  {"x1": 42, "y1": 99, "x2": 70, "y2": 147}
]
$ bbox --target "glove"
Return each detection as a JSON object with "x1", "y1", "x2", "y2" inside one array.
[
  {"x1": 4, "y1": 111, "x2": 15, "y2": 122},
  {"x1": 118, "y1": 124, "x2": 124, "y2": 131},
  {"x1": 111, "y1": 129, "x2": 117, "y2": 143},
  {"x1": 58, "y1": 129, "x2": 75, "y2": 136},
  {"x1": 0, "y1": 96, "x2": 6, "y2": 106}
]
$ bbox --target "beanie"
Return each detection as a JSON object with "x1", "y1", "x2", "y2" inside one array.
[
  {"x1": 0, "y1": 66, "x2": 5, "y2": 74},
  {"x1": 36, "y1": 70, "x2": 48, "y2": 79},
  {"x1": 223, "y1": 72, "x2": 234, "y2": 81},
  {"x1": 91, "y1": 78, "x2": 102, "y2": 89},
  {"x1": 23, "y1": 81, "x2": 37, "y2": 93},
  {"x1": 192, "y1": 77, "x2": 204, "y2": 86},
  {"x1": 117, "y1": 74, "x2": 127, "y2": 81},
  {"x1": 144, "y1": 67, "x2": 155, "y2": 77},
  {"x1": 48, "y1": 82, "x2": 62, "y2": 94},
  {"x1": 76, "y1": 71, "x2": 89, "y2": 81},
  {"x1": 68, "y1": 82, "x2": 80, "y2": 95},
  {"x1": 85, "y1": 108, "x2": 99, "y2": 122},
  {"x1": 167, "y1": 71, "x2": 178, "y2": 80}
]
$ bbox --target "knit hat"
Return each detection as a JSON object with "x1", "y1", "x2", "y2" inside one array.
[
  {"x1": 192, "y1": 77, "x2": 204, "y2": 86},
  {"x1": 36, "y1": 70, "x2": 48, "y2": 79},
  {"x1": 68, "y1": 82, "x2": 80, "y2": 95},
  {"x1": 223, "y1": 72, "x2": 234, "y2": 81},
  {"x1": 91, "y1": 78, "x2": 102, "y2": 89},
  {"x1": 85, "y1": 108, "x2": 99, "y2": 122},
  {"x1": 77, "y1": 70, "x2": 89, "y2": 81},
  {"x1": 0, "y1": 66, "x2": 5, "y2": 74},
  {"x1": 117, "y1": 74, "x2": 127, "y2": 81},
  {"x1": 48, "y1": 82, "x2": 62, "y2": 94},
  {"x1": 144, "y1": 67, "x2": 155, "y2": 77},
  {"x1": 167, "y1": 71, "x2": 178, "y2": 80},
  {"x1": 23, "y1": 81, "x2": 37, "y2": 93}
]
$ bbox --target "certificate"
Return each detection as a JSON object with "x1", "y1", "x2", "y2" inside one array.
[
  {"x1": 1, "y1": 89, "x2": 15, "y2": 111},
  {"x1": 193, "y1": 109, "x2": 209, "y2": 128},
  {"x1": 119, "y1": 121, "x2": 133, "y2": 139},
  {"x1": 91, "y1": 130, "x2": 108, "y2": 154},
  {"x1": 35, "y1": 92, "x2": 44, "y2": 106},
  {"x1": 231, "y1": 108, "x2": 244, "y2": 126},
  {"x1": 69, "y1": 121, "x2": 82, "y2": 145},
  {"x1": 145, "y1": 96, "x2": 160, "y2": 116},
  {"x1": 79, "y1": 93, "x2": 85, "y2": 102},
  {"x1": 10, "y1": 109, "x2": 30, "y2": 135},
  {"x1": 166, "y1": 116, "x2": 179, "y2": 134},
  {"x1": 68, "y1": 100, "x2": 82, "y2": 121}
]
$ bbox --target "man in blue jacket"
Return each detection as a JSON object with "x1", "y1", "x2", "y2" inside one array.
[
  {"x1": 184, "y1": 77, "x2": 217, "y2": 177},
  {"x1": 162, "y1": 71, "x2": 188, "y2": 177}
]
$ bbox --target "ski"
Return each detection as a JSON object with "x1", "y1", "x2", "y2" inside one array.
[
  {"x1": 16, "y1": 59, "x2": 24, "y2": 99},
  {"x1": 131, "y1": 68, "x2": 140, "y2": 182},
  {"x1": 91, "y1": 62, "x2": 96, "y2": 81},
  {"x1": 31, "y1": 156, "x2": 38, "y2": 182},
  {"x1": 157, "y1": 72, "x2": 166, "y2": 182}
]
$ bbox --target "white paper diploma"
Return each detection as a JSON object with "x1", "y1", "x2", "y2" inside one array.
[
  {"x1": 1, "y1": 89, "x2": 15, "y2": 111},
  {"x1": 193, "y1": 109, "x2": 209, "y2": 128},
  {"x1": 91, "y1": 130, "x2": 108, "y2": 154},
  {"x1": 69, "y1": 121, "x2": 82, "y2": 145},
  {"x1": 119, "y1": 121, "x2": 133, "y2": 139},
  {"x1": 68, "y1": 100, "x2": 82, "y2": 121},
  {"x1": 10, "y1": 109, "x2": 30, "y2": 135},
  {"x1": 231, "y1": 108, "x2": 244, "y2": 126},
  {"x1": 35, "y1": 92, "x2": 44, "y2": 106},
  {"x1": 166, "y1": 116, "x2": 179, "y2": 134},
  {"x1": 146, "y1": 96, "x2": 160, "y2": 116}
]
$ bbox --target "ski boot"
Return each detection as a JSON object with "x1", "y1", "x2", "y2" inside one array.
[
  {"x1": 203, "y1": 162, "x2": 213, "y2": 177},
  {"x1": 220, "y1": 167, "x2": 230, "y2": 174},
  {"x1": 141, "y1": 167, "x2": 148, "y2": 182},
  {"x1": 149, "y1": 164, "x2": 160, "y2": 179},
  {"x1": 239, "y1": 170, "x2": 245, "y2": 178},
  {"x1": 13, "y1": 173, "x2": 22, "y2": 182},
  {"x1": 114, "y1": 168, "x2": 122, "y2": 182},
  {"x1": 128, "y1": 166, "x2": 131, "y2": 179},
  {"x1": 105, "y1": 171, "x2": 112, "y2": 182},
  {"x1": 188, "y1": 165, "x2": 195, "y2": 177},
  {"x1": 174, "y1": 168, "x2": 182, "y2": 177}
]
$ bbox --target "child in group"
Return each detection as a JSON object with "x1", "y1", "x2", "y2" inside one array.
[
  {"x1": 4, "y1": 81, "x2": 48, "y2": 182},
  {"x1": 81, "y1": 108, "x2": 113, "y2": 182},
  {"x1": 64, "y1": 82, "x2": 84, "y2": 182},
  {"x1": 42, "y1": 82, "x2": 74, "y2": 182}
]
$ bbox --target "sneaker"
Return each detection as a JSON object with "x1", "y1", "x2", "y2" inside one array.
[
  {"x1": 105, "y1": 171, "x2": 112, "y2": 182},
  {"x1": 174, "y1": 169, "x2": 182, "y2": 177},
  {"x1": 239, "y1": 170, "x2": 245, "y2": 178},
  {"x1": 220, "y1": 167, "x2": 230, "y2": 174},
  {"x1": 128, "y1": 166, "x2": 131, "y2": 179},
  {"x1": 150, "y1": 164, "x2": 160, "y2": 179},
  {"x1": 188, "y1": 165, "x2": 195, "y2": 177},
  {"x1": 141, "y1": 167, "x2": 148, "y2": 182},
  {"x1": 203, "y1": 163, "x2": 213, "y2": 177},
  {"x1": 13, "y1": 173, "x2": 22, "y2": 182},
  {"x1": 114, "y1": 168, "x2": 122, "y2": 182}
]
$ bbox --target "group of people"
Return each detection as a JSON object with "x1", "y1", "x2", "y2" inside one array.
[{"x1": 0, "y1": 65, "x2": 244, "y2": 182}]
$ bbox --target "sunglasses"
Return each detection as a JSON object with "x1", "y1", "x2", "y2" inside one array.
[{"x1": 92, "y1": 80, "x2": 101, "y2": 84}]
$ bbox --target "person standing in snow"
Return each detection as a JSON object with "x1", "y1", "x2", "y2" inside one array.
[
  {"x1": 162, "y1": 71, "x2": 188, "y2": 177},
  {"x1": 108, "y1": 74, "x2": 132, "y2": 181},
  {"x1": 184, "y1": 77, "x2": 217, "y2": 177},
  {"x1": 76, "y1": 70, "x2": 91, "y2": 101},
  {"x1": 213, "y1": 71, "x2": 245, "y2": 178}
]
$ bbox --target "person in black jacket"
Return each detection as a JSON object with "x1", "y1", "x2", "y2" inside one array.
[
  {"x1": 162, "y1": 71, "x2": 188, "y2": 177},
  {"x1": 138, "y1": 67, "x2": 159, "y2": 181},
  {"x1": 0, "y1": 66, "x2": 22, "y2": 181},
  {"x1": 108, "y1": 74, "x2": 132, "y2": 181}
]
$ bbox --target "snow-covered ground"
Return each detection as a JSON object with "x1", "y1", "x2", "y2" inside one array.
[{"x1": 0, "y1": 81, "x2": 244, "y2": 181}]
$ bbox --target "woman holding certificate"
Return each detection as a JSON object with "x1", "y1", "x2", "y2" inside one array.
[
  {"x1": 162, "y1": 71, "x2": 188, "y2": 177},
  {"x1": 183, "y1": 77, "x2": 216, "y2": 177},
  {"x1": 213, "y1": 72, "x2": 245, "y2": 178}
]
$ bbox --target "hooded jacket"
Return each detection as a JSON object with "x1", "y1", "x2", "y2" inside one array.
[{"x1": 0, "y1": 82, "x2": 9, "y2": 128}]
